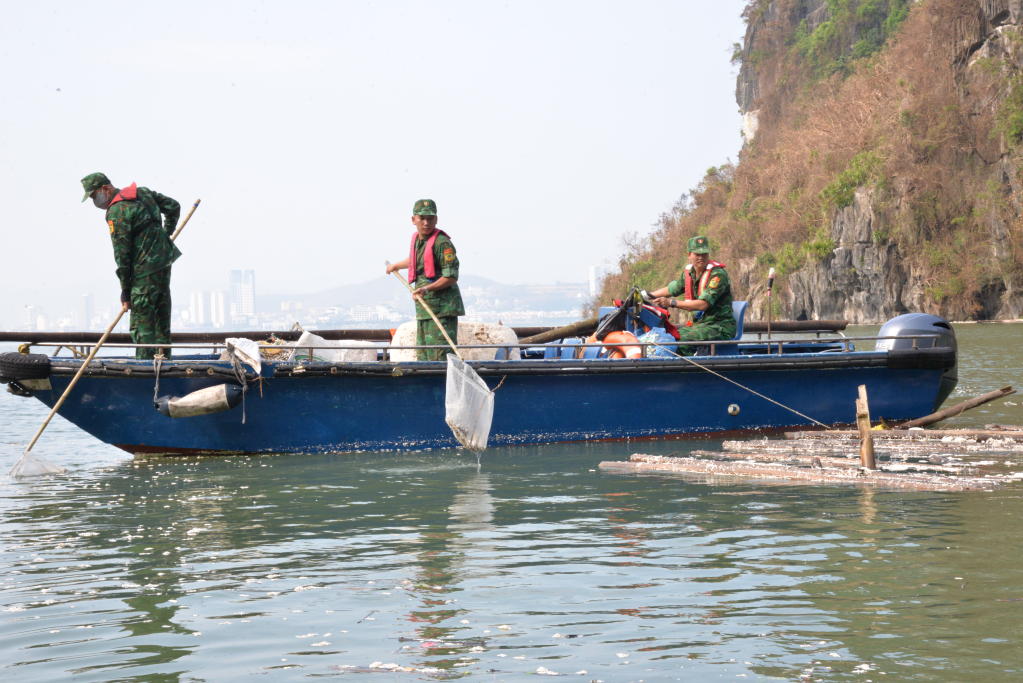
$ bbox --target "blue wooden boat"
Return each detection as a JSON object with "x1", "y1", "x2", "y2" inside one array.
[{"x1": 0, "y1": 311, "x2": 957, "y2": 456}]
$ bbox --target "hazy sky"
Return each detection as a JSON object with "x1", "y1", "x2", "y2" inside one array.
[{"x1": 0, "y1": 0, "x2": 747, "y2": 324}]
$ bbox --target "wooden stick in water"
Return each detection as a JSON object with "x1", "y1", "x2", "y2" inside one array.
[
  {"x1": 856, "y1": 385, "x2": 877, "y2": 470},
  {"x1": 898, "y1": 386, "x2": 1015, "y2": 429}
]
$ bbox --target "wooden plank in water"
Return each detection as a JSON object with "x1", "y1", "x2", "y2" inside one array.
[
  {"x1": 598, "y1": 454, "x2": 996, "y2": 491},
  {"x1": 692, "y1": 450, "x2": 978, "y2": 476},
  {"x1": 784, "y1": 429, "x2": 1023, "y2": 442},
  {"x1": 722, "y1": 440, "x2": 1023, "y2": 454}
]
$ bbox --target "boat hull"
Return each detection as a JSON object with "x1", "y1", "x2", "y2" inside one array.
[{"x1": 28, "y1": 351, "x2": 950, "y2": 455}]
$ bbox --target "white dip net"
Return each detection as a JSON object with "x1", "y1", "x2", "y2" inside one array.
[
  {"x1": 445, "y1": 355, "x2": 494, "y2": 452},
  {"x1": 9, "y1": 450, "x2": 67, "y2": 477}
]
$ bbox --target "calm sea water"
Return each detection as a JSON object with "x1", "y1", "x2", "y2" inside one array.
[{"x1": 1, "y1": 325, "x2": 1022, "y2": 682}]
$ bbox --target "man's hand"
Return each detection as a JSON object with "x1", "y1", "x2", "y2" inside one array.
[
  {"x1": 413, "y1": 286, "x2": 428, "y2": 299},
  {"x1": 122, "y1": 301, "x2": 131, "y2": 312},
  {"x1": 385, "y1": 264, "x2": 397, "y2": 275},
  {"x1": 653, "y1": 297, "x2": 673, "y2": 309}
]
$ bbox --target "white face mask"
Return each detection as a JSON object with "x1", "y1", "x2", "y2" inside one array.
[{"x1": 92, "y1": 191, "x2": 111, "y2": 209}]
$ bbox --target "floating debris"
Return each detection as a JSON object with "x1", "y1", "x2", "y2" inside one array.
[
  {"x1": 327, "y1": 663, "x2": 453, "y2": 678},
  {"x1": 600, "y1": 454, "x2": 998, "y2": 491}
]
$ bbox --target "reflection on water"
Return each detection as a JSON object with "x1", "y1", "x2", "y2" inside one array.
[
  {"x1": 3, "y1": 443, "x2": 1022, "y2": 681},
  {"x1": 1, "y1": 324, "x2": 1023, "y2": 681}
]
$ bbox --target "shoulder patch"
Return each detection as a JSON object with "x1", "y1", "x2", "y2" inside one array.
[
  {"x1": 443, "y1": 248, "x2": 454, "y2": 262},
  {"x1": 108, "y1": 220, "x2": 115, "y2": 234},
  {"x1": 708, "y1": 276, "x2": 721, "y2": 289}
]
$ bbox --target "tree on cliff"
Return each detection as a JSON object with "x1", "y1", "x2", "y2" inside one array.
[{"x1": 598, "y1": 0, "x2": 1023, "y2": 323}]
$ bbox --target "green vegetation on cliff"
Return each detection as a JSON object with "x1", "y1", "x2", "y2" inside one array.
[{"x1": 599, "y1": 0, "x2": 1023, "y2": 321}]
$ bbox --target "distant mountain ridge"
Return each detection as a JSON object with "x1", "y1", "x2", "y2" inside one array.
[{"x1": 257, "y1": 274, "x2": 587, "y2": 314}]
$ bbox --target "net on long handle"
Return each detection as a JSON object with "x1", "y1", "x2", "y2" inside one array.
[{"x1": 444, "y1": 355, "x2": 494, "y2": 452}]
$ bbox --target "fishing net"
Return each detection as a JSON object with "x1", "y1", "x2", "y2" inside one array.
[
  {"x1": 445, "y1": 355, "x2": 494, "y2": 452},
  {"x1": 9, "y1": 449, "x2": 66, "y2": 477}
]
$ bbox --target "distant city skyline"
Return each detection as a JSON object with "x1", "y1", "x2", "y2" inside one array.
[{"x1": 8, "y1": 269, "x2": 592, "y2": 332}]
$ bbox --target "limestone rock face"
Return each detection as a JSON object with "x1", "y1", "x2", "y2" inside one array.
[
  {"x1": 786, "y1": 191, "x2": 919, "y2": 323},
  {"x1": 734, "y1": 0, "x2": 1023, "y2": 322}
]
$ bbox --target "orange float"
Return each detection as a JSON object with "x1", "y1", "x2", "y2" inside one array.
[{"x1": 586, "y1": 331, "x2": 642, "y2": 359}]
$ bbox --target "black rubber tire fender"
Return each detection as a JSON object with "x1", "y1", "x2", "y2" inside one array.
[{"x1": 0, "y1": 352, "x2": 51, "y2": 380}]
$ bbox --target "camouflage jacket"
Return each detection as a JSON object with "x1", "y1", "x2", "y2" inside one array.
[
  {"x1": 413, "y1": 231, "x2": 464, "y2": 320},
  {"x1": 668, "y1": 265, "x2": 735, "y2": 335},
  {"x1": 106, "y1": 185, "x2": 181, "y2": 298}
]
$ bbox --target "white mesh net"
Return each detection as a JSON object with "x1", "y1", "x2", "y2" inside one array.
[
  {"x1": 9, "y1": 450, "x2": 66, "y2": 477},
  {"x1": 445, "y1": 355, "x2": 494, "y2": 452}
]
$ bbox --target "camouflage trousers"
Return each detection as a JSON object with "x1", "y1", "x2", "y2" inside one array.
[
  {"x1": 675, "y1": 321, "x2": 736, "y2": 357},
  {"x1": 129, "y1": 266, "x2": 173, "y2": 360},
  {"x1": 416, "y1": 316, "x2": 459, "y2": 361}
]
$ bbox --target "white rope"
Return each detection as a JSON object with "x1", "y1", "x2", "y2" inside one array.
[{"x1": 646, "y1": 337, "x2": 834, "y2": 430}]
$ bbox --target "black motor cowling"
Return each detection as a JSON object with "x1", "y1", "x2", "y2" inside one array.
[{"x1": 876, "y1": 313, "x2": 957, "y2": 410}]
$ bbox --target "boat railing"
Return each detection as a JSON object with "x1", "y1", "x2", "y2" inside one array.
[{"x1": 23, "y1": 333, "x2": 943, "y2": 362}]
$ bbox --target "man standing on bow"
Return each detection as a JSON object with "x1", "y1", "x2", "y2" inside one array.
[
  {"x1": 81, "y1": 172, "x2": 181, "y2": 360},
  {"x1": 386, "y1": 199, "x2": 465, "y2": 361},
  {"x1": 648, "y1": 235, "x2": 735, "y2": 356}
]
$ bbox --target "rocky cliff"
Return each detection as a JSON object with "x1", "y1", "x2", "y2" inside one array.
[{"x1": 602, "y1": 0, "x2": 1023, "y2": 322}]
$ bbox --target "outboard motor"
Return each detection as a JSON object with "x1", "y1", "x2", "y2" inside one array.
[{"x1": 876, "y1": 313, "x2": 957, "y2": 409}]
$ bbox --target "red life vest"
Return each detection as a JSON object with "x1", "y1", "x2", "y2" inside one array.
[
  {"x1": 106, "y1": 182, "x2": 138, "y2": 211},
  {"x1": 684, "y1": 260, "x2": 726, "y2": 300},
  {"x1": 408, "y1": 229, "x2": 450, "y2": 284},
  {"x1": 683, "y1": 260, "x2": 726, "y2": 327}
]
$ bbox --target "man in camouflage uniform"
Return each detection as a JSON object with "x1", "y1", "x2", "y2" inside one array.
[
  {"x1": 650, "y1": 236, "x2": 735, "y2": 356},
  {"x1": 81, "y1": 172, "x2": 181, "y2": 360},
  {"x1": 386, "y1": 199, "x2": 464, "y2": 361}
]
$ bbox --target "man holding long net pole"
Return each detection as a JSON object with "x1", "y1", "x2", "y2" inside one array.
[
  {"x1": 82, "y1": 172, "x2": 185, "y2": 360},
  {"x1": 385, "y1": 199, "x2": 465, "y2": 361}
]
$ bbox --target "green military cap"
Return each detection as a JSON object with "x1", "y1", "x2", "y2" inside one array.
[
  {"x1": 81, "y1": 172, "x2": 111, "y2": 202},
  {"x1": 687, "y1": 235, "x2": 711, "y2": 254},
  {"x1": 413, "y1": 199, "x2": 438, "y2": 216}
]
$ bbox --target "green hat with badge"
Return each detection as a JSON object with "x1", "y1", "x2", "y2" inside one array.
[
  {"x1": 81, "y1": 172, "x2": 111, "y2": 202},
  {"x1": 413, "y1": 199, "x2": 437, "y2": 216},
  {"x1": 687, "y1": 235, "x2": 711, "y2": 254}
]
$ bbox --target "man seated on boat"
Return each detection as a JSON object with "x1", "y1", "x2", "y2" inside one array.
[
  {"x1": 649, "y1": 235, "x2": 735, "y2": 356},
  {"x1": 81, "y1": 172, "x2": 181, "y2": 360},
  {"x1": 385, "y1": 199, "x2": 465, "y2": 361}
]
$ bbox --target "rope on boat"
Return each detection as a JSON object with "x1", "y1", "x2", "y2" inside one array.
[
  {"x1": 645, "y1": 339, "x2": 834, "y2": 431},
  {"x1": 227, "y1": 347, "x2": 249, "y2": 425},
  {"x1": 153, "y1": 354, "x2": 163, "y2": 407}
]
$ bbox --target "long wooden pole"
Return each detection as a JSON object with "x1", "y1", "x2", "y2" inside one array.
[
  {"x1": 385, "y1": 262, "x2": 462, "y2": 360},
  {"x1": 517, "y1": 317, "x2": 599, "y2": 345},
  {"x1": 20, "y1": 201, "x2": 200, "y2": 457},
  {"x1": 171, "y1": 199, "x2": 200, "y2": 242},
  {"x1": 897, "y1": 386, "x2": 1015, "y2": 429}
]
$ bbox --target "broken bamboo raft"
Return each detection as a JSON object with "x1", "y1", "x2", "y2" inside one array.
[{"x1": 599, "y1": 454, "x2": 997, "y2": 491}]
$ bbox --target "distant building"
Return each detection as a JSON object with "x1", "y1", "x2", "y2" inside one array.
[
  {"x1": 231, "y1": 270, "x2": 256, "y2": 316},
  {"x1": 281, "y1": 301, "x2": 303, "y2": 311},
  {"x1": 77, "y1": 294, "x2": 94, "y2": 331},
  {"x1": 211, "y1": 291, "x2": 227, "y2": 328},
  {"x1": 589, "y1": 265, "x2": 608, "y2": 296},
  {"x1": 349, "y1": 305, "x2": 376, "y2": 322},
  {"x1": 190, "y1": 291, "x2": 209, "y2": 326},
  {"x1": 23, "y1": 305, "x2": 41, "y2": 331}
]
